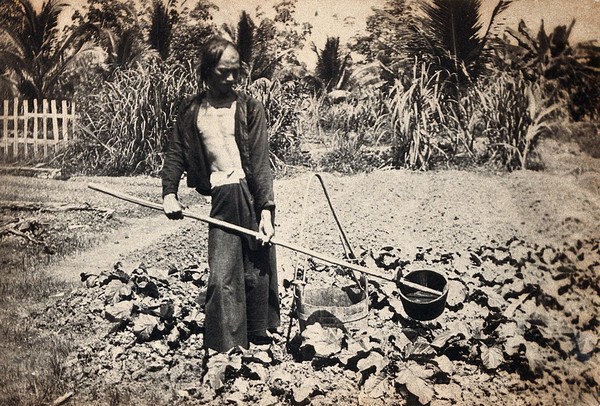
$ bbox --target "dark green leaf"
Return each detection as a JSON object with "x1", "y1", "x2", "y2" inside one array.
[
  {"x1": 431, "y1": 330, "x2": 463, "y2": 349},
  {"x1": 203, "y1": 352, "x2": 242, "y2": 390},
  {"x1": 104, "y1": 280, "x2": 132, "y2": 304},
  {"x1": 356, "y1": 351, "x2": 388, "y2": 373},
  {"x1": 396, "y1": 364, "x2": 434, "y2": 405},
  {"x1": 362, "y1": 374, "x2": 389, "y2": 399},
  {"x1": 433, "y1": 355, "x2": 454, "y2": 375}
]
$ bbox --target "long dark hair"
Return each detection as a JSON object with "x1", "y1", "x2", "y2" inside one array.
[{"x1": 198, "y1": 37, "x2": 238, "y2": 87}]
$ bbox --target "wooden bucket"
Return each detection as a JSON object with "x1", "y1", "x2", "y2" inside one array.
[
  {"x1": 295, "y1": 283, "x2": 368, "y2": 332},
  {"x1": 293, "y1": 173, "x2": 369, "y2": 333}
]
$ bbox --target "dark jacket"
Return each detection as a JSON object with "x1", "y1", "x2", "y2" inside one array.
[{"x1": 161, "y1": 91, "x2": 275, "y2": 213}]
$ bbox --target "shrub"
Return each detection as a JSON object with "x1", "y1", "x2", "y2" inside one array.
[
  {"x1": 503, "y1": 21, "x2": 600, "y2": 122},
  {"x1": 320, "y1": 87, "x2": 391, "y2": 146},
  {"x1": 295, "y1": 84, "x2": 391, "y2": 173},
  {"x1": 389, "y1": 61, "x2": 559, "y2": 171},
  {"x1": 318, "y1": 136, "x2": 390, "y2": 174}
]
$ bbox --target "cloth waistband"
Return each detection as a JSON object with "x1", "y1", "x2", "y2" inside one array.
[{"x1": 210, "y1": 169, "x2": 245, "y2": 188}]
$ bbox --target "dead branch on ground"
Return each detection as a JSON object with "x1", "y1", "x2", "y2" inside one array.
[{"x1": 0, "y1": 201, "x2": 114, "y2": 217}]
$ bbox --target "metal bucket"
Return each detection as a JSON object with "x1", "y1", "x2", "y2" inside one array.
[
  {"x1": 398, "y1": 269, "x2": 448, "y2": 321},
  {"x1": 295, "y1": 284, "x2": 368, "y2": 332}
]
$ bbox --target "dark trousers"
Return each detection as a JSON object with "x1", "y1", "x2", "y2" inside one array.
[{"x1": 204, "y1": 181, "x2": 280, "y2": 352}]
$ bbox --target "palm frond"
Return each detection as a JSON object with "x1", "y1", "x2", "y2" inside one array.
[
  {"x1": 481, "y1": 0, "x2": 512, "y2": 37},
  {"x1": 0, "y1": 26, "x2": 26, "y2": 58},
  {"x1": 0, "y1": 74, "x2": 18, "y2": 97},
  {"x1": 314, "y1": 36, "x2": 346, "y2": 91},
  {"x1": 237, "y1": 11, "x2": 254, "y2": 67},
  {"x1": 414, "y1": 0, "x2": 513, "y2": 82},
  {"x1": 0, "y1": 49, "x2": 27, "y2": 72},
  {"x1": 149, "y1": 0, "x2": 173, "y2": 60},
  {"x1": 43, "y1": 42, "x2": 98, "y2": 95},
  {"x1": 536, "y1": 20, "x2": 550, "y2": 57},
  {"x1": 424, "y1": 0, "x2": 483, "y2": 65}
]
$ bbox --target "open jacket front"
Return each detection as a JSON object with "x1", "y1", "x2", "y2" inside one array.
[{"x1": 161, "y1": 91, "x2": 275, "y2": 214}]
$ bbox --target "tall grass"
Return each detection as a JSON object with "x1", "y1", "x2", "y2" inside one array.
[
  {"x1": 389, "y1": 62, "x2": 559, "y2": 170},
  {"x1": 390, "y1": 63, "x2": 453, "y2": 169},
  {"x1": 247, "y1": 78, "x2": 309, "y2": 169},
  {"x1": 62, "y1": 61, "x2": 197, "y2": 175},
  {"x1": 297, "y1": 86, "x2": 392, "y2": 173},
  {"x1": 58, "y1": 58, "x2": 562, "y2": 175},
  {"x1": 295, "y1": 90, "x2": 327, "y2": 145},
  {"x1": 475, "y1": 72, "x2": 559, "y2": 170},
  {"x1": 320, "y1": 87, "x2": 391, "y2": 145}
]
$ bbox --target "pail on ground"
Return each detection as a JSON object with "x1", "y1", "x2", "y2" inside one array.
[
  {"x1": 295, "y1": 284, "x2": 368, "y2": 332},
  {"x1": 398, "y1": 269, "x2": 448, "y2": 321}
]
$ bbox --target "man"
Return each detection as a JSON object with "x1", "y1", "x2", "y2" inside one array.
[{"x1": 161, "y1": 37, "x2": 280, "y2": 352}]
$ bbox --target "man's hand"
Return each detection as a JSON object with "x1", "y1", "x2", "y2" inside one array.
[
  {"x1": 257, "y1": 209, "x2": 275, "y2": 245},
  {"x1": 163, "y1": 193, "x2": 183, "y2": 220}
]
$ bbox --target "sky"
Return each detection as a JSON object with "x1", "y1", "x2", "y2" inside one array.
[
  {"x1": 211, "y1": 0, "x2": 386, "y2": 66},
  {"x1": 484, "y1": 0, "x2": 600, "y2": 44},
  {"x1": 213, "y1": 0, "x2": 600, "y2": 41},
  {"x1": 213, "y1": 0, "x2": 600, "y2": 68},
  {"x1": 31, "y1": 0, "x2": 600, "y2": 68}
]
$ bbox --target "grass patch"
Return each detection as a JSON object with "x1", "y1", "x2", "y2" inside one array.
[
  {"x1": 0, "y1": 261, "x2": 79, "y2": 404},
  {"x1": 0, "y1": 176, "x2": 155, "y2": 406},
  {"x1": 0, "y1": 241, "x2": 76, "y2": 406},
  {"x1": 0, "y1": 258, "x2": 75, "y2": 406},
  {"x1": 0, "y1": 332, "x2": 73, "y2": 406}
]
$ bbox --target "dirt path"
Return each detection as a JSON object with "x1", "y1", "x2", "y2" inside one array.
[{"x1": 43, "y1": 212, "x2": 203, "y2": 284}]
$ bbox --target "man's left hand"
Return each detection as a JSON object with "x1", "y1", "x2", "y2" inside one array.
[{"x1": 258, "y1": 209, "x2": 275, "y2": 245}]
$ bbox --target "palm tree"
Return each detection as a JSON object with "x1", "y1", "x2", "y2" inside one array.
[
  {"x1": 0, "y1": 0, "x2": 93, "y2": 99},
  {"x1": 313, "y1": 36, "x2": 351, "y2": 92},
  {"x1": 148, "y1": 0, "x2": 174, "y2": 60},
  {"x1": 411, "y1": 0, "x2": 512, "y2": 83},
  {"x1": 223, "y1": 11, "x2": 294, "y2": 83},
  {"x1": 80, "y1": 3, "x2": 150, "y2": 76}
]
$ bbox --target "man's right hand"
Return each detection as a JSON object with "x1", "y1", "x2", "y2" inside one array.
[{"x1": 163, "y1": 193, "x2": 183, "y2": 220}]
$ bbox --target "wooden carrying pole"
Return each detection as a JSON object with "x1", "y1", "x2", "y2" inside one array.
[{"x1": 88, "y1": 183, "x2": 443, "y2": 297}]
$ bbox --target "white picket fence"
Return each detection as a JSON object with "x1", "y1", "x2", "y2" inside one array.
[{"x1": 0, "y1": 98, "x2": 77, "y2": 160}]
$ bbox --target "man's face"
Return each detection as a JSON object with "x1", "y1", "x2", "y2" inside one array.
[{"x1": 206, "y1": 45, "x2": 240, "y2": 97}]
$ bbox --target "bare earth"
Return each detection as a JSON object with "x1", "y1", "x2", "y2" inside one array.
[{"x1": 1, "y1": 137, "x2": 599, "y2": 405}]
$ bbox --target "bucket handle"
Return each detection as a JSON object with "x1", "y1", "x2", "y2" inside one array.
[{"x1": 295, "y1": 173, "x2": 367, "y2": 292}]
